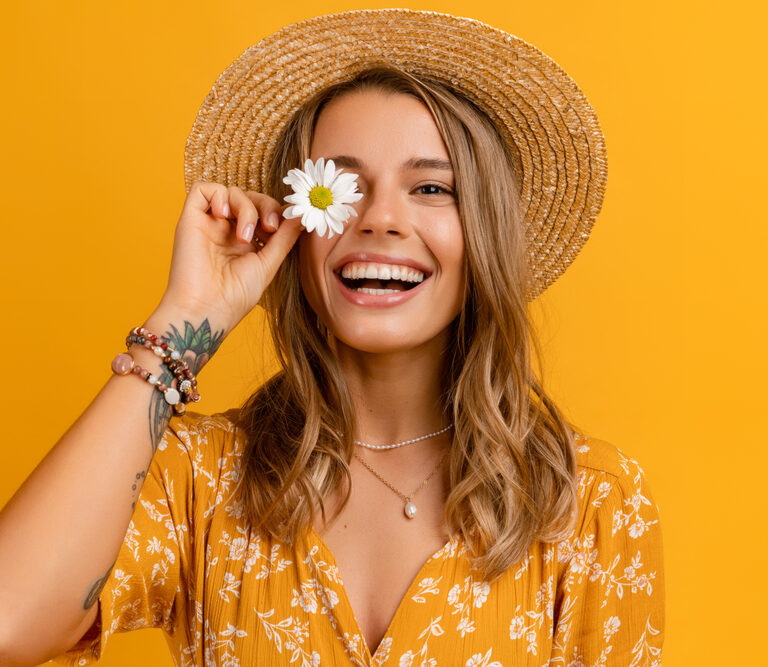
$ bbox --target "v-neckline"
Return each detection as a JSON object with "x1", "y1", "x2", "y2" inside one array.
[{"x1": 306, "y1": 524, "x2": 456, "y2": 663}]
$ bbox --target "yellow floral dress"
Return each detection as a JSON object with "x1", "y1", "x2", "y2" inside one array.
[{"x1": 52, "y1": 410, "x2": 664, "y2": 667}]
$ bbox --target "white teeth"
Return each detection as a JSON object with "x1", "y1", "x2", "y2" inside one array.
[
  {"x1": 340, "y1": 262, "x2": 426, "y2": 283},
  {"x1": 356, "y1": 287, "x2": 400, "y2": 295}
]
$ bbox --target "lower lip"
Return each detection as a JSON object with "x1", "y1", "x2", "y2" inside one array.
[{"x1": 334, "y1": 272, "x2": 429, "y2": 307}]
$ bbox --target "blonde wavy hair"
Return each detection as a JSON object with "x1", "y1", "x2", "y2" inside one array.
[{"x1": 236, "y1": 65, "x2": 579, "y2": 582}]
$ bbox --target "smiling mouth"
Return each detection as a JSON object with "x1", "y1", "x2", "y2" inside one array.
[{"x1": 336, "y1": 261, "x2": 428, "y2": 294}]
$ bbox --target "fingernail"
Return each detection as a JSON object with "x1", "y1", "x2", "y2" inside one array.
[
  {"x1": 268, "y1": 212, "x2": 279, "y2": 229},
  {"x1": 243, "y1": 223, "x2": 254, "y2": 242},
  {"x1": 222, "y1": 202, "x2": 230, "y2": 218}
]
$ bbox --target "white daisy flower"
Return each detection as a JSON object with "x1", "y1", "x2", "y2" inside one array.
[{"x1": 282, "y1": 157, "x2": 363, "y2": 239}]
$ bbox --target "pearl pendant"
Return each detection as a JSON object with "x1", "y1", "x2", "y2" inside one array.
[{"x1": 404, "y1": 501, "x2": 417, "y2": 519}]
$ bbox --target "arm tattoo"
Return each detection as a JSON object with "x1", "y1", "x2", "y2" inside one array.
[
  {"x1": 147, "y1": 318, "x2": 225, "y2": 453},
  {"x1": 83, "y1": 559, "x2": 117, "y2": 610},
  {"x1": 130, "y1": 469, "x2": 147, "y2": 511}
]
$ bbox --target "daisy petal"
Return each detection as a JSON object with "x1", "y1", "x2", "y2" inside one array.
[
  {"x1": 308, "y1": 207, "x2": 327, "y2": 237},
  {"x1": 331, "y1": 183, "x2": 355, "y2": 200},
  {"x1": 283, "y1": 204, "x2": 307, "y2": 220},
  {"x1": 308, "y1": 158, "x2": 319, "y2": 180},
  {"x1": 327, "y1": 216, "x2": 345, "y2": 236},
  {"x1": 301, "y1": 209, "x2": 318, "y2": 233},
  {"x1": 334, "y1": 172, "x2": 359, "y2": 189},
  {"x1": 291, "y1": 169, "x2": 315, "y2": 192},
  {"x1": 334, "y1": 190, "x2": 363, "y2": 205},
  {"x1": 323, "y1": 159, "x2": 337, "y2": 187},
  {"x1": 326, "y1": 203, "x2": 350, "y2": 223},
  {"x1": 285, "y1": 193, "x2": 311, "y2": 206},
  {"x1": 332, "y1": 178, "x2": 362, "y2": 197},
  {"x1": 319, "y1": 159, "x2": 331, "y2": 186}
]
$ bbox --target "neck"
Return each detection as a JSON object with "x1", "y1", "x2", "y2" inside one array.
[{"x1": 335, "y1": 334, "x2": 450, "y2": 446}]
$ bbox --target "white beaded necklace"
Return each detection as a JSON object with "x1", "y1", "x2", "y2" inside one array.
[{"x1": 353, "y1": 424, "x2": 454, "y2": 450}]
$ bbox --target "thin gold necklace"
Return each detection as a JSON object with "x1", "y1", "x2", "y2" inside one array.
[{"x1": 353, "y1": 449, "x2": 449, "y2": 519}]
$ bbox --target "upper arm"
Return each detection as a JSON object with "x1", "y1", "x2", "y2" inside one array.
[
  {"x1": 0, "y1": 605, "x2": 99, "y2": 667},
  {"x1": 63, "y1": 605, "x2": 99, "y2": 652}
]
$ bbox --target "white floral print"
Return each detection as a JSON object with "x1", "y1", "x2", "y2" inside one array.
[
  {"x1": 51, "y1": 411, "x2": 664, "y2": 667},
  {"x1": 447, "y1": 576, "x2": 491, "y2": 637},
  {"x1": 465, "y1": 648, "x2": 502, "y2": 666}
]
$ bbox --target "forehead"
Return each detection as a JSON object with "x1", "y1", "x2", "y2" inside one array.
[{"x1": 309, "y1": 89, "x2": 450, "y2": 163}]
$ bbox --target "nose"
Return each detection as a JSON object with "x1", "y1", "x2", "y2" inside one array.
[{"x1": 351, "y1": 180, "x2": 411, "y2": 238}]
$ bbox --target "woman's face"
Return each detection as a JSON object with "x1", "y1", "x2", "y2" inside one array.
[{"x1": 299, "y1": 89, "x2": 465, "y2": 355}]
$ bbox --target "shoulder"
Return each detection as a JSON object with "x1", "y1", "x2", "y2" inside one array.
[
  {"x1": 570, "y1": 432, "x2": 661, "y2": 537},
  {"x1": 576, "y1": 434, "x2": 644, "y2": 481},
  {"x1": 574, "y1": 432, "x2": 650, "y2": 489}
]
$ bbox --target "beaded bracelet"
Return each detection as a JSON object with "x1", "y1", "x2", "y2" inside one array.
[
  {"x1": 111, "y1": 354, "x2": 188, "y2": 415},
  {"x1": 110, "y1": 326, "x2": 201, "y2": 415},
  {"x1": 124, "y1": 327, "x2": 199, "y2": 401},
  {"x1": 127, "y1": 325, "x2": 201, "y2": 401}
]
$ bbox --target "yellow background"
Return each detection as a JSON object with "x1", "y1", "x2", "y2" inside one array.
[{"x1": 1, "y1": 1, "x2": 764, "y2": 665}]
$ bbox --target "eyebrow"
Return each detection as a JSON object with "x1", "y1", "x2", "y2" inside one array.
[{"x1": 327, "y1": 155, "x2": 453, "y2": 171}]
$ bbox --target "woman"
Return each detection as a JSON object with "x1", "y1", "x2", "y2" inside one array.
[{"x1": 0, "y1": 9, "x2": 664, "y2": 666}]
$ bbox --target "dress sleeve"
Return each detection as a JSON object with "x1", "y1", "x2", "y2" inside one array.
[
  {"x1": 550, "y1": 449, "x2": 666, "y2": 665},
  {"x1": 49, "y1": 411, "x2": 212, "y2": 666}
]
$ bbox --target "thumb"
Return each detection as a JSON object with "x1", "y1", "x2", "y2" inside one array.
[{"x1": 254, "y1": 217, "x2": 304, "y2": 283}]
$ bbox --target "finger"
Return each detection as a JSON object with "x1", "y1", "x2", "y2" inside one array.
[
  {"x1": 226, "y1": 186, "x2": 261, "y2": 244},
  {"x1": 251, "y1": 202, "x2": 297, "y2": 249},
  {"x1": 243, "y1": 191, "x2": 286, "y2": 233},
  {"x1": 185, "y1": 180, "x2": 231, "y2": 219},
  {"x1": 255, "y1": 217, "x2": 304, "y2": 281}
]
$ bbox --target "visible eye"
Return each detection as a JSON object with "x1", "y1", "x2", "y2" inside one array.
[{"x1": 415, "y1": 183, "x2": 455, "y2": 197}]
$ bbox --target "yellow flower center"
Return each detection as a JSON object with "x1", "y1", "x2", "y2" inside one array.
[{"x1": 309, "y1": 186, "x2": 333, "y2": 210}]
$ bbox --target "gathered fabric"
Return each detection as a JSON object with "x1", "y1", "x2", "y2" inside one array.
[{"x1": 52, "y1": 410, "x2": 664, "y2": 667}]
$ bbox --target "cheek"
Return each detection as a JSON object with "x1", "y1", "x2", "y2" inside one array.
[
  {"x1": 427, "y1": 214, "x2": 465, "y2": 278},
  {"x1": 434, "y1": 218, "x2": 466, "y2": 311}
]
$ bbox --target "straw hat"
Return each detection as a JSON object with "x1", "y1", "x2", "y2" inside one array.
[{"x1": 184, "y1": 8, "x2": 608, "y2": 300}]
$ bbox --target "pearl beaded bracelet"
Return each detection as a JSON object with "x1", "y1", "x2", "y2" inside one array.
[{"x1": 110, "y1": 326, "x2": 201, "y2": 415}]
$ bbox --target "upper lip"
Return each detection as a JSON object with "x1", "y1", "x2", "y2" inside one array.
[{"x1": 332, "y1": 252, "x2": 433, "y2": 276}]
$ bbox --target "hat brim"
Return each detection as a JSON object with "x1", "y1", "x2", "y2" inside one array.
[{"x1": 184, "y1": 8, "x2": 608, "y2": 300}]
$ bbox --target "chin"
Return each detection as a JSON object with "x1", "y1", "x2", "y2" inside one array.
[
  {"x1": 330, "y1": 322, "x2": 446, "y2": 355},
  {"x1": 336, "y1": 338, "x2": 417, "y2": 355}
]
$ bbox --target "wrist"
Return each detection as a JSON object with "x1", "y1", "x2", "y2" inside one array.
[{"x1": 141, "y1": 306, "x2": 229, "y2": 376}]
